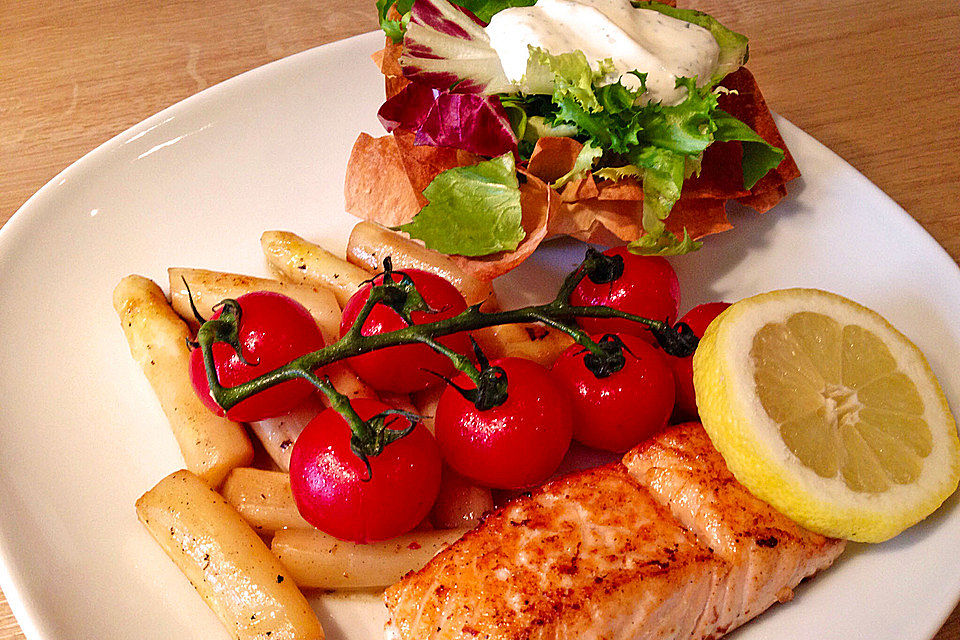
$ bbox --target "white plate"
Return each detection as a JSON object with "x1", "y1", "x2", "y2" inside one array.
[{"x1": 2, "y1": 30, "x2": 959, "y2": 640}]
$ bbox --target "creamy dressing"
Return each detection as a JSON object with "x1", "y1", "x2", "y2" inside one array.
[{"x1": 485, "y1": 0, "x2": 720, "y2": 105}]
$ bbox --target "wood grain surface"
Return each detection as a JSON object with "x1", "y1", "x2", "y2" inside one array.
[{"x1": 2, "y1": 1, "x2": 959, "y2": 639}]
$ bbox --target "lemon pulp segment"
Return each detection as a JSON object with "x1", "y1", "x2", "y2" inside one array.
[{"x1": 752, "y1": 312, "x2": 931, "y2": 493}]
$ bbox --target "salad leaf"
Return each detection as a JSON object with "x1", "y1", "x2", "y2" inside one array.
[
  {"x1": 712, "y1": 109, "x2": 785, "y2": 189},
  {"x1": 518, "y1": 53, "x2": 699, "y2": 250},
  {"x1": 552, "y1": 141, "x2": 603, "y2": 188},
  {"x1": 632, "y1": 1, "x2": 749, "y2": 85},
  {"x1": 398, "y1": 153, "x2": 525, "y2": 256},
  {"x1": 380, "y1": 2, "x2": 783, "y2": 257},
  {"x1": 521, "y1": 48, "x2": 613, "y2": 104},
  {"x1": 378, "y1": 82, "x2": 518, "y2": 157},
  {"x1": 685, "y1": 154, "x2": 704, "y2": 179},
  {"x1": 631, "y1": 227, "x2": 701, "y2": 256},
  {"x1": 377, "y1": 81, "x2": 438, "y2": 133},
  {"x1": 512, "y1": 112, "x2": 579, "y2": 158},
  {"x1": 595, "y1": 164, "x2": 642, "y2": 182},
  {"x1": 401, "y1": 0, "x2": 513, "y2": 94},
  {"x1": 499, "y1": 93, "x2": 576, "y2": 145},
  {"x1": 379, "y1": 0, "x2": 535, "y2": 43},
  {"x1": 550, "y1": 77, "x2": 644, "y2": 153},
  {"x1": 502, "y1": 49, "x2": 786, "y2": 254},
  {"x1": 451, "y1": 0, "x2": 535, "y2": 23},
  {"x1": 634, "y1": 77, "x2": 718, "y2": 155},
  {"x1": 521, "y1": 115, "x2": 578, "y2": 143},
  {"x1": 416, "y1": 92, "x2": 519, "y2": 157},
  {"x1": 500, "y1": 100, "x2": 527, "y2": 141},
  {"x1": 377, "y1": 0, "x2": 415, "y2": 44},
  {"x1": 627, "y1": 146, "x2": 704, "y2": 255}
]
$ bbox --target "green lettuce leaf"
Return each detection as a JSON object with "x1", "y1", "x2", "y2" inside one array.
[
  {"x1": 521, "y1": 48, "x2": 612, "y2": 109},
  {"x1": 452, "y1": 0, "x2": 536, "y2": 23},
  {"x1": 634, "y1": 77, "x2": 719, "y2": 155},
  {"x1": 595, "y1": 164, "x2": 643, "y2": 181},
  {"x1": 504, "y1": 47, "x2": 789, "y2": 255},
  {"x1": 627, "y1": 146, "x2": 703, "y2": 255},
  {"x1": 712, "y1": 109, "x2": 785, "y2": 189},
  {"x1": 521, "y1": 115, "x2": 579, "y2": 142},
  {"x1": 499, "y1": 93, "x2": 579, "y2": 147},
  {"x1": 549, "y1": 68, "x2": 645, "y2": 153},
  {"x1": 500, "y1": 100, "x2": 528, "y2": 141},
  {"x1": 631, "y1": 1, "x2": 749, "y2": 84},
  {"x1": 377, "y1": 0, "x2": 414, "y2": 43},
  {"x1": 685, "y1": 154, "x2": 704, "y2": 179},
  {"x1": 631, "y1": 146, "x2": 684, "y2": 222},
  {"x1": 398, "y1": 153, "x2": 524, "y2": 256},
  {"x1": 552, "y1": 141, "x2": 603, "y2": 188},
  {"x1": 630, "y1": 226, "x2": 701, "y2": 255},
  {"x1": 514, "y1": 51, "x2": 729, "y2": 254}
]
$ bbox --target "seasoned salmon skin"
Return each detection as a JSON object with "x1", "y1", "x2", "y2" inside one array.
[{"x1": 384, "y1": 423, "x2": 844, "y2": 640}]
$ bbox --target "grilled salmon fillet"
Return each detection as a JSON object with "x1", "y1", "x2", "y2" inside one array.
[{"x1": 384, "y1": 423, "x2": 845, "y2": 640}]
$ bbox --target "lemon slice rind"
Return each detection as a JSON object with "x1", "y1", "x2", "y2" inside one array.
[{"x1": 693, "y1": 288, "x2": 960, "y2": 542}]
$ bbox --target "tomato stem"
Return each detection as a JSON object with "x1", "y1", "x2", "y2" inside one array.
[
  {"x1": 193, "y1": 249, "x2": 698, "y2": 451},
  {"x1": 526, "y1": 311, "x2": 610, "y2": 364},
  {"x1": 580, "y1": 334, "x2": 629, "y2": 379},
  {"x1": 582, "y1": 247, "x2": 625, "y2": 285},
  {"x1": 416, "y1": 334, "x2": 482, "y2": 388},
  {"x1": 297, "y1": 370, "x2": 417, "y2": 481},
  {"x1": 429, "y1": 337, "x2": 510, "y2": 411}
]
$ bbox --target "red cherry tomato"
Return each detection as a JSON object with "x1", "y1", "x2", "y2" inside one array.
[
  {"x1": 434, "y1": 357, "x2": 573, "y2": 490},
  {"x1": 340, "y1": 269, "x2": 469, "y2": 393},
  {"x1": 570, "y1": 247, "x2": 680, "y2": 342},
  {"x1": 668, "y1": 302, "x2": 732, "y2": 422},
  {"x1": 189, "y1": 291, "x2": 324, "y2": 423},
  {"x1": 552, "y1": 334, "x2": 675, "y2": 452},
  {"x1": 289, "y1": 398, "x2": 442, "y2": 543}
]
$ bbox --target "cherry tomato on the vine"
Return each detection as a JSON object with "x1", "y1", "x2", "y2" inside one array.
[
  {"x1": 552, "y1": 333, "x2": 675, "y2": 452},
  {"x1": 189, "y1": 291, "x2": 324, "y2": 423},
  {"x1": 667, "y1": 302, "x2": 731, "y2": 422},
  {"x1": 434, "y1": 357, "x2": 573, "y2": 490},
  {"x1": 289, "y1": 398, "x2": 442, "y2": 543},
  {"x1": 340, "y1": 269, "x2": 469, "y2": 393},
  {"x1": 570, "y1": 247, "x2": 680, "y2": 342}
]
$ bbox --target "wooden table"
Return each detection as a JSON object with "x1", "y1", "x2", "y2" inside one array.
[{"x1": 1, "y1": 1, "x2": 958, "y2": 638}]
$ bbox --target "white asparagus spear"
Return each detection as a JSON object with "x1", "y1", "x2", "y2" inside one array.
[
  {"x1": 261, "y1": 230, "x2": 373, "y2": 308},
  {"x1": 113, "y1": 275, "x2": 252, "y2": 487},
  {"x1": 137, "y1": 470, "x2": 324, "y2": 639},
  {"x1": 168, "y1": 267, "x2": 341, "y2": 344}
]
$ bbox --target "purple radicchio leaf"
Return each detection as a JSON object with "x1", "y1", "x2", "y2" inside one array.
[
  {"x1": 414, "y1": 91, "x2": 518, "y2": 157},
  {"x1": 401, "y1": 0, "x2": 513, "y2": 95},
  {"x1": 377, "y1": 82, "x2": 439, "y2": 132}
]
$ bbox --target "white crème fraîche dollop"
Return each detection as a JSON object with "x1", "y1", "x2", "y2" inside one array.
[{"x1": 485, "y1": 0, "x2": 720, "y2": 105}]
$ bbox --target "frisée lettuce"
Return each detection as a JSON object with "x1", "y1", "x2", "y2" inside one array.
[{"x1": 512, "y1": 56, "x2": 783, "y2": 254}]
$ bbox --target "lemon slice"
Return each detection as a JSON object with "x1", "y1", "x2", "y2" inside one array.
[{"x1": 693, "y1": 288, "x2": 960, "y2": 542}]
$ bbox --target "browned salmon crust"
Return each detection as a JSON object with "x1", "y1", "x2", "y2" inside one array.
[{"x1": 384, "y1": 423, "x2": 845, "y2": 640}]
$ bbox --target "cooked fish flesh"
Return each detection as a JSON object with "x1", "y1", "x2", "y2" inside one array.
[
  {"x1": 384, "y1": 422, "x2": 845, "y2": 640},
  {"x1": 623, "y1": 423, "x2": 846, "y2": 636}
]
